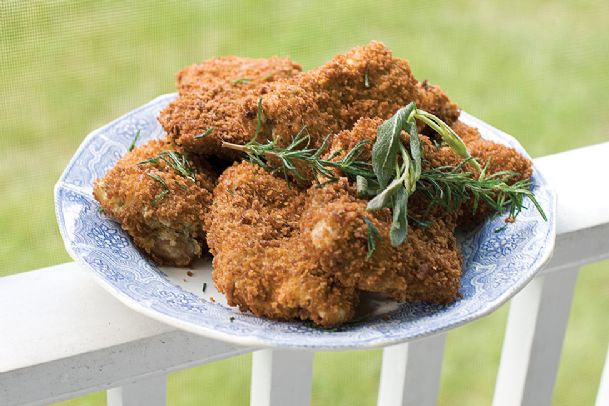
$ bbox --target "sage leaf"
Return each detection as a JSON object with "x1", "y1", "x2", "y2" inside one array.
[
  {"x1": 372, "y1": 102, "x2": 416, "y2": 188},
  {"x1": 367, "y1": 176, "x2": 403, "y2": 211},
  {"x1": 390, "y1": 187, "x2": 409, "y2": 246},
  {"x1": 356, "y1": 175, "x2": 368, "y2": 196},
  {"x1": 406, "y1": 121, "x2": 421, "y2": 183}
]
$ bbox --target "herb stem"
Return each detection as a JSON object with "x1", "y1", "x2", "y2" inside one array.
[{"x1": 221, "y1": 141, "x2": 250, "y2": 153}]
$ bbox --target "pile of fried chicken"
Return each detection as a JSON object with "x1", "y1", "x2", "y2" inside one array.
[{"x1": 94, "y1": 42, "x2": 532, "y2": 327}]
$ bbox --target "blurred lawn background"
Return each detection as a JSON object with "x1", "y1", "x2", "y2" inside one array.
[{"x1": 1, "y1": 1, "x2": 608, "y2": 405}]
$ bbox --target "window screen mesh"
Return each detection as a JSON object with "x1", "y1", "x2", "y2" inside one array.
[{"x1": 1, "y1": 2, "x2": 607, "y2": 405}]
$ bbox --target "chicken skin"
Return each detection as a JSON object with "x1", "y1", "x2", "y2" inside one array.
[{"x1": 93, "y1": 138, "x2": 216, "y2": 266}]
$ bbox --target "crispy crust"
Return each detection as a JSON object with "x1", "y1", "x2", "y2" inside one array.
[
  {"x1": 176, "y1": 56, "x2": 302, "y2": 94},
  {"x1": 205, "y1": 162, "x2": 357, "y2": 326},
  {"x1": 93, "y1": 138, "x2": 216, "y2": 266}
]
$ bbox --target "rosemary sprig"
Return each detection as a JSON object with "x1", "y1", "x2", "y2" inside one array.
[
  {"x1": 194, "y1": 127, "x2": 214, "y2": 139},
  {"x1": 147, "y1": 173, "x2": 170, "y2": 206},
  {"x1": 139, "y1": 150, "x2": 197, "y2": 183},
  {"x1": 139, "y1": 150, "x2": 197, "y2": 205},
  {"x1": 222, "y1": 130, "x2": 374, "y2": 184},
  {"x1": 129, "y1": 130, "x2": 141, "y2": 152},
  {"x1": 363, "y1": 217, "x2": 380, "y2": 260},
  {"x1": 418, "y1": 159, "x2": 547, "y2": 221}
]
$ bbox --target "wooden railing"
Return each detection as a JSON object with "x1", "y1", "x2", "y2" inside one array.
[{"x1": 2, "y1": 142, "x2": 609, "y2": 406}]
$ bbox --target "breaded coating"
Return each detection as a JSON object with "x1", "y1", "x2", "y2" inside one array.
[
  {"x1": 300, "y1": 178, "x2": 462, "y2": 304},
  {"x1": 93, "y1": 139, "x2": 216, "y2": 266},
  {"x1": 158, "y1": 56, "x2": 303, "y2": 158},
  {"x1": 241, "y1": 41, "x2": 457, "y2": 150},
  {"x1": 451, "y1": 120, "x2": 482, "y2": 144},
  {"x1": 175, "y1": 56, "x2": 302, "y2": 94},
  {"x1": 298, "y1": 41, "x2": 420, "y2": 130},
  {"x1": 416, "y1": 80, "x2": 460, "y2": 127},
  {"x1": 206, "y1": 162, "x2": 463, "y2": 327},
  {"x1": 161, "y1": 41, "x2": 460, "y2": 161}
]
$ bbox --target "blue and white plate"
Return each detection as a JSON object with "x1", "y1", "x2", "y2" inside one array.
[{"x1": 55, "y1": 94, "x2": 556, "y2": 350}]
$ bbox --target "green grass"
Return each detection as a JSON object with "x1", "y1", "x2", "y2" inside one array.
[{"x1": 1, "y1": 1, "x2": 607, "y2": 405}]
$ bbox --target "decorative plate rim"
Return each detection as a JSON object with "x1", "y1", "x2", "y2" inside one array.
[{"x1": 54, "y1": 94, "x2": 556, "y2": 350}]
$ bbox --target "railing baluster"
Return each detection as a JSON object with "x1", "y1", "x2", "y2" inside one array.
[
  {"x1": 107, "y1": 373, "x2": 166, "y2": 406},
  {"x1": 377, "y1": 333, "x2": 446, "y2": 406},
  {"x1": 596, "y1": 344, "x2": 609, "y2": 406},
  {"x1": 250, "y1": 349, "x2": 314, "y2": 406},
  {"x1": 492, "y1": 267, "x2": 579, "y2": 406}
]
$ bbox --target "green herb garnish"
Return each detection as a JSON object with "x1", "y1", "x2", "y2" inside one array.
[
  {"x1": 233, "y1": 78, "x2": 251, "y2": 85},
  {"x1": 147, "y1": 173, "x2": 170, "y2": 206},
  {"x1": 139, "y1": 150, "x2": 197, "y2": 183},
  {"x1": 365, "y1": 103, "x2": 544, "y2": 245},
  {"x1": 363, "y1": 217, "x2": 381, "y2": 260},
  {"x1": 251, "y1": 97, "x2": 264, "y2": 143},
  {"x1": 129, "y1": 130, "x2": 141, "y2": 152},
  {"x1": 222, "y1": 129, "x2": 373, "y2": 184},
  {"x1": 194, "y1": 127, "x2": 214, "y2": 139},
  {"x1": 174, "y1": 180, "x2": 189, "y2": 191},
  {"x1": 417, "y1": 159, "x2": 547, "y2": 222}
]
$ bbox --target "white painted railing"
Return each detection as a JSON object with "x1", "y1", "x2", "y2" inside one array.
[{"x1": 2, "y1": 142, "x2": 609, "y2": 406}]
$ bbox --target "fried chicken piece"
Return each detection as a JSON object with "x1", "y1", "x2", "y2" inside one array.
[
  {"x1": 158, "y1": 56, "x2": 302, "y2": 158},
  {"x1": 298, "y1": 40, "x2": 420, "y2": 130},
  {"x1": 206, "y1": 162, "x2": 463, "y2": 327},
  {"x1": 206, "y1": 162, "x2": 358, "y2": 326},
  {"x1": 93, "y1": 138, "x2": 216, "y2": 266},
  {"x1": 240, "y1": 41, "x2": 456, "y2": 151},
  {"x1": 161, "y1": 41, "x2": 460, "y2": 162},
  {"x1": 457, "y1": 135, "x2": 533, "y2": 228},
  {"x1": 300, "y1": 178, "x2": 462, "y2": 304}
]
